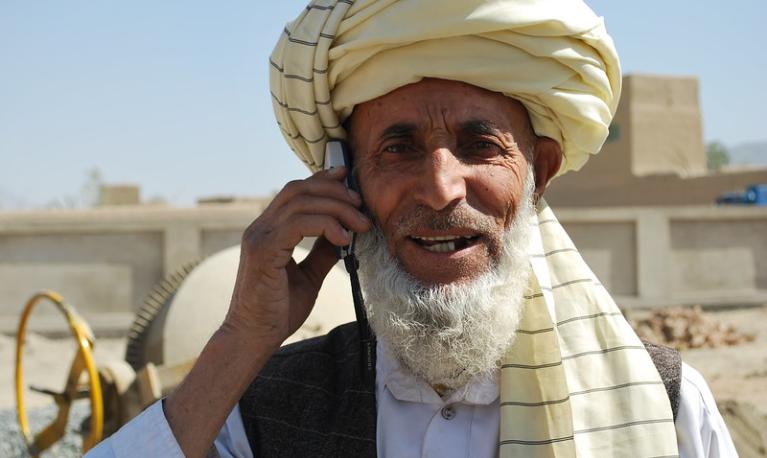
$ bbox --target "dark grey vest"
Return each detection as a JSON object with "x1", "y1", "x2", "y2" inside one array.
[{"x1": 239, "y1": 322, "x2": 681, "y2": 457}]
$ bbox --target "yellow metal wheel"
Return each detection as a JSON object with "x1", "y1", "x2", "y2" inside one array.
[{"x1": 15, "y1": 291, "x2": 104, "y2": 456}]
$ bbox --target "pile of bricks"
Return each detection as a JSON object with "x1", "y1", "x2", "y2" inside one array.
[{"x1": 630, "y1": 306, "x2": 755, "y2": 350}]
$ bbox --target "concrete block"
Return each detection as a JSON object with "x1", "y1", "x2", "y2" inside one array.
[
  {"x1": 163, "y1": 225, "x2": 201, "y2": 275},
  {"x1": 100, "y1": 185, "x2": 141, "y2": 206},
  {"x1": 670, "y1": 220, "x2": 767, "y2": 294},
  {"x1": 561, "y1": 221, "x2": 637, "y2": 296},
  {"x1": 201, "y1": 229, "x2": 243, "y2": 258},
  {"x1": 0, "y1": 232, "x2": 163, "y2": 312}
]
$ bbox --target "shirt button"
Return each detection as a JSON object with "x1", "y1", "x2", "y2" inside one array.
[{"x1": 441, "y1": 405, "x2": 456, "y2": 420}]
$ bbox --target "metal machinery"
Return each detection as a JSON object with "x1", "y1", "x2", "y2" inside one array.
[{"x1": 14, "y1": 245, "x2": 356, "y2": 456}]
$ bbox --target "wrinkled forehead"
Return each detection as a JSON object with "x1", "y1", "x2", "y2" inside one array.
[{"x1": 347, "y1": 78, "x2": 534, "y2": 148}]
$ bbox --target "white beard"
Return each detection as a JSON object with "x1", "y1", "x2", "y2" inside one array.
[{"x1": 355, "y1": 170, "x2": 536, "y2": 391}]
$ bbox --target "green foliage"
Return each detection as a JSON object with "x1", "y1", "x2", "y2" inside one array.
[{"x1": 706, "y1": 141, "x2": 730, "y2": 171}]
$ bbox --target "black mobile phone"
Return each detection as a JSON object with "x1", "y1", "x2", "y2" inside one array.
[
  {"x1": 324, "y1": 139, "x2": 375, "y2": 381},
  {"x1": 324, "y1": 139, "x2": 357, "y2": 259}
]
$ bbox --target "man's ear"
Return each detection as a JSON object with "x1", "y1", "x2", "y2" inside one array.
[{"x1": 531, "y1": 137, "x2": 562, "y2": 199}]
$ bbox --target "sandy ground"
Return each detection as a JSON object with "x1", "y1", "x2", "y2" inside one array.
[
  {"x1": 674, "y1": 306, "x2": 767, "y2": 418},
  {"x1": 0, "y1": 333, "x2": 126, "y2": 410},
  {"x1": 622, "y1": 304, "x2": 767, "y2": 421}
]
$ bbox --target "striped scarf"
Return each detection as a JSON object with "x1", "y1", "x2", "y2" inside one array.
[{"x1": 498, "y1": 199, "x2": 677, "y2": 456}]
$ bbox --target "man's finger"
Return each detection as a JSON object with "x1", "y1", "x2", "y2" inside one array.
[
  {"x1": 298, "y1": 236, "x2": 340, "y2": 292},
  {"x1": 277, "y1": 196, "x2": 370, "y2": 234},
  {"x1": 271, "y1": 174, "x2": 361, "y2": 209},
  {"x1": 271, "y1": 214, "x2": 352, "y2": 249},
  {"x1": 311, "y1": 165, "x2": 347, "y2": 179}
]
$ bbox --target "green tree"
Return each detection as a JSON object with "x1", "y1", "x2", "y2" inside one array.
[{"x1": 706, "y1": 141, "x2": 730, "y2": 171}]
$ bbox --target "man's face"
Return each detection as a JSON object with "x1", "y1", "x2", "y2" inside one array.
[{"x1": 348, "y1": 78, "x2": 535, "y2": 285}]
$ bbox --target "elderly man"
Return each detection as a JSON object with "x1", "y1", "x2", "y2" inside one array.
[{"x1": 89, "y1": 0, "x2": 736, "y2": 457}]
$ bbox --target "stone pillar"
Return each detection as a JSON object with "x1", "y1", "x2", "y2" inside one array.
[
  {"x1": 163, "y1": 225, "x2": 201, "y2": 276},
  {"x1": 635, "y1": 210, "x2": 671, "y2": 303}
]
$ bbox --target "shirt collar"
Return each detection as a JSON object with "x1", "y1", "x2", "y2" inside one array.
[{"x1": 376, "y1": 339, "x2": 499, "y2": 406}]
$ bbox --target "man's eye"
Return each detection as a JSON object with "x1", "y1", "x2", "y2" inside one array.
[
  {"x1": 383, "y1": 144, "x2": 412, "y2": 154},
  {"x1": 471, "y1": 141, "x2": 496, "y2": 149},
  {"x1": 466, "y1": 141, "x2": 503, "y2": 155}
]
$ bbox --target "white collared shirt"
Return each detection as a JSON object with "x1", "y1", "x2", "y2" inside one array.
[{"x1": 88, "y1": 341, "x2": 737, "y2": 457}]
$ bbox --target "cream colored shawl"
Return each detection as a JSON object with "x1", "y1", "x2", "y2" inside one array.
[
  {"x1": 504, "y1": 198, "x2": 677, "y2": 456},
  {"x1": 270, "y1": 1, "x2": 678, "y2": 455}
]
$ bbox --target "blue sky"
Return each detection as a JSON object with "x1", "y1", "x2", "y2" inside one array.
[{"x1": 1, "y1": 1, "x2": 765, "y2": 208}]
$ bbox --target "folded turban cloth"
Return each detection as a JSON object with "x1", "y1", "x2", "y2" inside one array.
[{"x1": 269, "y1": 0, "x2": 621, "y2": 176}]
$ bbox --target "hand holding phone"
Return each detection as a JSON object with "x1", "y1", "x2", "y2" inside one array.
[
  {"x1": 324, "y1": 139, "x2": 375, "y2": 381},
  {"x1": 163, "y1": 139, "x2": 373, "y2": 455}
]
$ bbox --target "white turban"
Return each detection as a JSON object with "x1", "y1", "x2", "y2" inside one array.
[{"x1": 270, "y1": 0, "x2": 621, "y2": 176}]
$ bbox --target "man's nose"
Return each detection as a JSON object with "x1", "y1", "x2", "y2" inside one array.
[{"x1": 413, "y1": 148, "x2": 467, "y2": 210}]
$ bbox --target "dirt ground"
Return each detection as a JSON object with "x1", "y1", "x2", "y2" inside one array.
[
  {"x1": 676, "y1": 306, "x2": 767, "y2": 418},
  {"x1": 627, "y1": 305, "x2": 767, "y2": 457},
  {"x1": 624, "y1": 305, "x2": 767, "y2": 419},
  {"x1": 0, "y1": 333, "x2": 126, "y2": 410}
]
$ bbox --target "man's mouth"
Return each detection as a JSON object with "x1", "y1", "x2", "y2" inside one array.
[{"x1": 409, "y1": 235, "x2": 482, "y2": 253}]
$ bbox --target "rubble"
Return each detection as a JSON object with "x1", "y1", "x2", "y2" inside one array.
[{"x1": 629, "y1": 305, "x2": 755, "y2": 350}]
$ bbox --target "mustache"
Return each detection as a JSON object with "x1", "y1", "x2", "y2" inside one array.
[{"x1": 391, "y1": 202, "x2": 498, "y2": 238}]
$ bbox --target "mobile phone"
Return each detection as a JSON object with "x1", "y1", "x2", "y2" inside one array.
[
  {"x1": 323, "y1": 139, "x2": 350, "y2": 172},
  {"x1": 324, "y1": 139, "x2": 358, "y2": 192},
  {"x1": 323, "y1": 139, "x2": 375, "y2": 381},
  {"x1": 324, "y1": 139, "x2": 357, "y2": 259}
]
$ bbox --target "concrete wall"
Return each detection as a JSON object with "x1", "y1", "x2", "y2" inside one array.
[
  {"x1": 1, "y1": 204, "x2": 765, "y2": 334},
  {"x1": 0, "y1": 204, "x2": 265, "y2": 334},
  {"x1": 546, "y1": 73, "x2": 767, "y2": 207},
  {"x1": 547, "y1": 169, "x2": 767, "y2": 208},
  {"x1": 556, "y1": 205, "x2": 767, "y2": 308}
]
